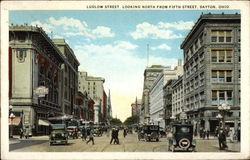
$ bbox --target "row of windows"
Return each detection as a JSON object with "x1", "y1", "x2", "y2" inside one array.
[
  {"x1": 211, "y1": 70, "x2": 232, "y2": 82},
  {"x1": 211, "y1": 30, "x2": 232, "y2": 43},
  {"x1": 212, "y1": 90, "x2": 233, "y2": 105},
  {"x1": 211, "y1": 49, "x2": 233, "y2": 63}
]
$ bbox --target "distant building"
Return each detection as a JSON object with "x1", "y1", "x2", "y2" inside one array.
[
  {"x1": 131, "y1": 97, "x2": 141, "y2": 117},
  {"x1": 141, "y1": 65, "x2": 166, "y2": 124},
  {"x1": 149, "y1": 61, "x2": 183, "y2": 129},
  {"x1": 9, "y1": 25, "x2": 65, "y2": 135},
  {"x1": 181, "y1": 13, "x2": 240, "y2": 134},
  {"x1": 78, "y1": 71, "x2": 106, "y2": 123}
]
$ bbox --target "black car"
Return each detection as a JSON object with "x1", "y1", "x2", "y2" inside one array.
[
  {"x1": 138, "y1": 125, "x2": 160, "y2": 142},
  {"x1": 170, "y1": 123, "x2": 196, "y2": 152},
  {"x1": 50, "y1": 124, "x2": 68, "y2": 145}
]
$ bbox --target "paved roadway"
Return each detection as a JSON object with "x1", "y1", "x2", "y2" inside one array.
[{"x1": 9, "y1": 133, "x2": 240, "y2": 152}]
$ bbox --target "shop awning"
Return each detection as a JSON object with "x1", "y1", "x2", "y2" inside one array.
[
  {"x1": 38, "y1": 119, "x2": 51, "y2": 126},
  {"x1": 9, "y1": 117, "x2": 21, "y2": 126}
]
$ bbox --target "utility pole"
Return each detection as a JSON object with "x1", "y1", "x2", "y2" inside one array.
[{"x1": 147, "y1": 44, "x2": 149, "y2": 67}]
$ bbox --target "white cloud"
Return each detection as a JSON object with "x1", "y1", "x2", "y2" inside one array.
[
  {"x1": 30, "y1": 20, "x2": 54, "y2": 33},
  {"x1": 131, "y1": 22, "x2": 182, "y2": 40},
  {"x1": 151, "y1": 44, "x2": 171, "y2": 51},
  {"x1": 30, "y1": 16, "x2": 115, "y2": 39},
  {"x1": 158, "y1": 21, "x2": 194, "y2": 30},
  {"x1": 74, "y1": 41, "x2": 178, "y2": 121}
]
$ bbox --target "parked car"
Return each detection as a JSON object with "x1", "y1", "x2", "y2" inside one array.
[
  {"x1": 170, "y1": 123, "x2": 196, "y2": 152},
  {"x1": 138, "y1": 125, "x2": 160, "y2": 142},
  {"x1": 50, "y1": 124, "x2": 68, "y2": 145}
]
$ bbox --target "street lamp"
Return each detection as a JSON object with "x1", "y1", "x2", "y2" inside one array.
[
  {"x1": 9, "y1": 112, "x2": 16, "y2": 138},
  {"x1": 218, "y1": 102, "x2": 231, "y2": 130}
]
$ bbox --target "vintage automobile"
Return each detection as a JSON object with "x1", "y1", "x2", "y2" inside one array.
[
  {"x1": 170, "y1": 123, "x2": 196, "y2": 152},
  {"x1": 138, "y1": 125, "x2": 160, "y2": 142},
  {"x1": 67, "y1": 126, "x2": 78, "y2": 139},
  {"x1": 50, "y1": 124, "x2": 68, "y2": 145}
]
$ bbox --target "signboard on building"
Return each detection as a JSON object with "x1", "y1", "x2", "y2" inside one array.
[
  {"x1": 180, "y1": 112, "x2": 187, "y2": 120},
  {"x1": 34, "y1": 86, "x2": 49, "y2": 97}
]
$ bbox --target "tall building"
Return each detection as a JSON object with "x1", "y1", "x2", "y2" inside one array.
[
  {"x1": 149, "y1": 61, "x2": 183, "y2": 129},
  {"x1": 9, "y1": 25, "x2": 65, "y2": 135},
  {"x1": 181, "y1": 13, "x2": 240, "y2": 134},
  {"x1": 163, "y1": 79, "x2": 177, "y2": 128},
  {"x1": 141, "y1": 65, "x2": 166, "y2": 124},
  {"x1": 78, "y1": 71, "x2": 106, "y2": 123},
  {"x1": 131, "y1": 97, "x2": 141, "y2": 117},
  {"x1": 52, "y1": 38, "x2": 80, "y2": 117},
  {"x1": 107, "y1": 90, "x2": 112, "y2": 123},
  {"x1": 171, "y1": 76, "x2": 184, "y2": 118}
]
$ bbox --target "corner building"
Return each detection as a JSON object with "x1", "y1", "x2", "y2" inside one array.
[
  {"x1": 9, "y1": 25, "x2": 65, "y2": 135},
  {"x1": 181, "y1": 13, "x2": 240, "y2": 134}
]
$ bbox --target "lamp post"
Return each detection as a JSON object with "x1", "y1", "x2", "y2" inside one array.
[
  {"x1": 9, "y1": 112, "x2": 16, "y2": 138},
  {"x1": 218, "y1": 102, "x2": 231, "y2": 130}
]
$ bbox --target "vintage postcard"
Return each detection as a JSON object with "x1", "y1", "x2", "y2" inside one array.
[{"x1": 1, "y1": 0, "x2": 250, "y2": 160}]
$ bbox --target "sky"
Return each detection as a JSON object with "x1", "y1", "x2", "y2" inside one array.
[{"x1": 9, "y1": 10, "x2": 239, "y2": 121}]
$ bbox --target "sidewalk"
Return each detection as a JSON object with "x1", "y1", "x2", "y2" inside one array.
[{"x1": 9, "y1": 135, "x2": 50, "y2": 144}]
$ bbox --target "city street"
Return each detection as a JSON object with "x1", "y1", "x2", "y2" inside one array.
[{"x1": 10, "y1": 133, "x2": 240, "y2": 152}]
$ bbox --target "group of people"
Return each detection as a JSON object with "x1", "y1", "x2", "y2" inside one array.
[
  {"x1": 199, "y1": 128, "x2": 210, "y2": 139},
  {"x1": 80, "y1": 126, "x2": 127, "y2": 145},
  {"x1": 110, "y1": 128, "x2": 120, "y2": 144}
]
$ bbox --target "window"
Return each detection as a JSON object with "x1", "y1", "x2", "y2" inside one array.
[
  {"x1": 212, "y1": 71, "x2": 217, "y2": 81},
  {"x1": 218, "y1": 50, "x2": 225, "y2": 62},
  {"x1": 211, "y1": 30, "x2": 217, "y2": 42},
  {"x1": 211, "y1": 70, "x2": 232, "y2": 83},
  {"x1": 218, "y1": 31, "x2": 224, "y2": 42},
  {"x1": 212, "y1": 91, "x2": 218, "y2": 105},
  {"x1": 211, "y1": 50, "x2": 217, "y2": 62},
  {"x1": 211, "y1": 30, "x2": 232, "y2": 43},
  {"x1": 226, "y1": 31, "x2": 232, "y2": 42},
  {"x1": 219, "y1": 71, "x2": 225, "y2": 82},
  {"x1": 219, "y1": 91, "x2": 225, "y2": 103},
  {"x1": 226, "y1": 71, "x2": 232, "y2": 82},
  {"x1": 226, "y1": 50, "x2": 232, "y2": 62},
  {"x1": 211, "y1": 49, "x2": 233, "y2": 63}
]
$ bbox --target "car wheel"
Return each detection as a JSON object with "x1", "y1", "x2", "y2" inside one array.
[{"x1": 156, "y1": 138, "x2": 159, "y2": 142}]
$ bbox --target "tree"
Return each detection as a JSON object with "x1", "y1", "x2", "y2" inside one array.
[
  {"x1": 123, "y1": 115, "x2": 139, "y2": 126},
  {"x1": 110, "y1": 118, "x2": 122, "y2": 126}
]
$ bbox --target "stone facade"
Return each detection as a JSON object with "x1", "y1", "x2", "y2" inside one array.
[
  {"x1": 181, "y1": 13, "x2": 241, "y2": 134},
  {"x1": 9, "y1": 25, "x2": 65, "y2": 135},
  {"x1": 149, "y1": 61, "x2": 183, "y2": 129},
  {"x1": 140, "y1": 65, "x2": 166, "y2": 124},
  {"x1": 52, "y1": 38, "x2": 79, "y2": 117}
]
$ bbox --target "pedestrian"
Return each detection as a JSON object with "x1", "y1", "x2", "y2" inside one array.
[
  {"x1": 114, "y1": 128, "x2": 119, "y2": 144},
  {"x1": 218, "y1": 129, "x2": 228, "y2": 150},
  {"x1": 228, "y1": 129, "x2": 234, "y2": 143},
  {"x1": 24, "y1": 127, "x2": 29, "y2": 139},
  {"x1": 86, "y1": 128, "x2": 94, "y2": 145},
  {"x1": 19, "y1": 127, "x2": 24, "y2": 139},
  {"x1": 123, "y1": 128, "x2": 127, "y2": 138},
  {"x1": 203, "y1": 130, "x2": 206, "y2": 140},
  {"x1": 237, "y1": 127, "x2": 240, "y2": 142},
  {"x1": 166, "y1": 129, "x2": 173, "y2": 151},
  {"x1": 110, "y1": 128, "x2": 116, "y2": 144},
  {"x1": 206, "y1": 130, "x2": 210, "y2": 140},
  {"x1": 81, "y1": 127, "x2": 87, "y2": 141}
]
